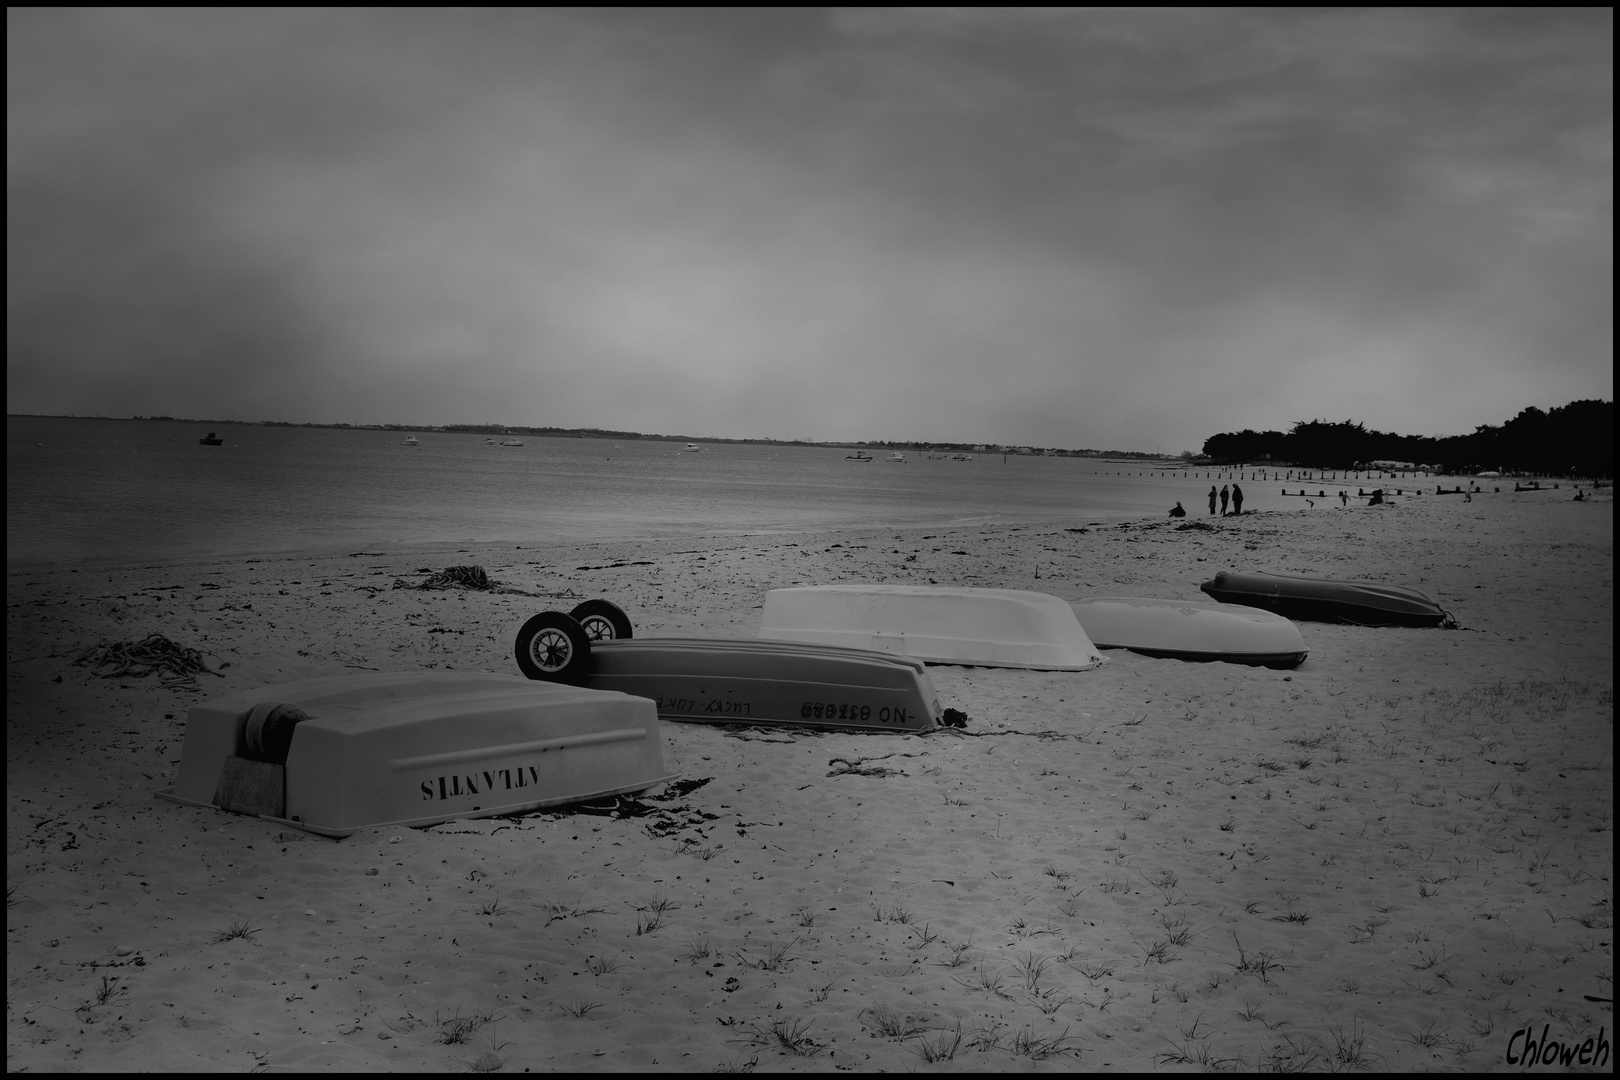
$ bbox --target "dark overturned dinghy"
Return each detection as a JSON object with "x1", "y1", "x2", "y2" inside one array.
[
  {"x1": 157, "y1": 671, "x2": 673, "y2": 837},
  {"x1": 515, "y1": 611, "x2": 943, "y2": 732},
  {"x1": 1200, "y1": 570, "x2": 1456, "y2": 628}
]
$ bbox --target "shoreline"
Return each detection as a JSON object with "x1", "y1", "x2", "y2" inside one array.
[
  {"x1": 7, "y1": 491, "x2": 1612, "y2": 1071},
  {"x1": 7, "y1": 480, "x2": 1601, "y2": 579}
]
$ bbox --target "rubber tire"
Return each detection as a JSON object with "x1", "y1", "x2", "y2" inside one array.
[
  {"x1": 243, "y1": 702, "x2": 310, "y2": 764},
  {"x1": 570, "y1": 599, "x2": 633, "y2": 642},
  {"x1": 514, "y1": 611, "x2": 593, "y2": 683}
]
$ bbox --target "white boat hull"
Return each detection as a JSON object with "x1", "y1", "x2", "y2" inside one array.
[
  {"x1": 1071, "y1": 596, "x2": 1308, "y2": 668},
  {"x1": 760, "y1": 585, "x2": 1105, "y2": 671},
  {"x1": 158, "y1": 672, "x2": 672, "y2": 837}
]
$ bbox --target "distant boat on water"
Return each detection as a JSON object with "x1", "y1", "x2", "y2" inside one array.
[
  {"x1": 683, "y1": 443, "x2": 702, "y2": 452},
  {"x1": 501, "y1": 437, "x2": 524, "y2": 446},
  {"x1": 887, "y1": 452, "x2": 906, "y2": 463},
  {"x1": 846, "y1": 451, "x2": 873, "y2": 461},
  {"x1": 402, "y1": 435, "x2": 420, "y2": 446},
  {"x1": 198, "y1": 432, "x2": 223, "y2": 446}
]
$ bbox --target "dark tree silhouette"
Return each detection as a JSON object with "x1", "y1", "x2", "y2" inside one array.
[{"x1": 1201, "y1": 400, "x2": 1612, "y2": 477}]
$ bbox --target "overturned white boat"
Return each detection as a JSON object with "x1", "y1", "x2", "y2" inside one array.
[
  {"x1": 1071, "y1": 596, "x2": 1308, "y2": 668},
  {"x1": 157, "y1": 671, "x2": 672, "y2": 837},
  {"x1": 759, "y1": 585, "x2": 1106, "y2": 671}
]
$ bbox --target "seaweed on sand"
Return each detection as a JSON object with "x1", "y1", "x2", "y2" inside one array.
[
  {"x1": 392, "y1": 565, "x2": 533, "y2": 594},
  {"x1": 74, "y1": 634, "x2": 220, "y2": 687}
]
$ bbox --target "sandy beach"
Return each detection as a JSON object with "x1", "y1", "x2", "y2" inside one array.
[{"x1": 7, "y1": 488, "x2": 1613, "y2": 1072}]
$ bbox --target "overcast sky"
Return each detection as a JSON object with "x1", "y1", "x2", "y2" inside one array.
[{"x1": 7, "y1": 9, "x2": 1612, "y2": 451}]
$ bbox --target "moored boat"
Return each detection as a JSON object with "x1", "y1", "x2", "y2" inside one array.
[
  {"x1": 683, "y1": 443, "x2": 702, "y2": 452},
  {"x1": 1071, "y1": 596, "x2": 1308, "y2": 668},
  {"x1": 402, "y1": 434, "x2": 419, "y2": 446},
  {"x1": 759, "y1": 585, "x2": 1105, "y2": 670},
  {"x1": 157, "y1": 671, "x2": 672, "y2": 837},
  {"x1": 198, "y1": 432, "x2": 223, "y2": 445},
  {"x1": 1200, "y1": 570, "x2": 1456, "y2": 628}
]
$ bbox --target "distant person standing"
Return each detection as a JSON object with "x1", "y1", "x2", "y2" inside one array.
[
  {"x1": 1339, "y1": 490, "x2": 1348, "y2": 506},
  {"x1": 1231, "y1": 483, "x2": 1244, "y2": 515},
  {"x1": 1219, "y1": 485, "x2": 1230, "y2": 515},
  {"x1": 1208, "y1": 486, "x2": 1218, "y2": 515}
]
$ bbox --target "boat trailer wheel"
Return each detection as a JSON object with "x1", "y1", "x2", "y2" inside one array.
[
  {"x1": 514, "y1": 611, "x2": 593, "y2": 683},
  {"x1": 569, "y1": 599, "x2": 633, "y2": 642}
]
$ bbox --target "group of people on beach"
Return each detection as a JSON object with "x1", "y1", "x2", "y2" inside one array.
[
  {"x1": 1170, "y1": 483, "x2": 1244, "y2": 519},
  {"x1": 1212, "y1": 484, "x2": 1243, "y2": 515},
  {"x1": 1171, "y1": 480, "x2": 1599, "y2": 517}
]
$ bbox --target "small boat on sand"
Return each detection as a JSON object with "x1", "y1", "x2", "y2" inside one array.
[
  {"x1": 1071, "y1": 596, "x2": 1307, "y2": 668},
  {"x1": 157, "y1": 671, "x2": 671, "y2": 837},
  {"x1": 513, "y1": 603, "x2": 944, "y2": 732},
  {"x1": 759, "y1": 585, "x2": 1105, "y2": 670},
  {"x1": 1200, "y1": 570, "x2": 1456, "y2": 628}
]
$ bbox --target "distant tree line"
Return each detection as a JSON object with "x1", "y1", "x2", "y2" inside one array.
[{"x1": 1201, "y1": 399, "x2": 1613, "y2": 477}]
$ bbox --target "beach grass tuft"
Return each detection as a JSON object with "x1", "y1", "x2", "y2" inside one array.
[
  {"x1": 745, "y1": 1017, "x2": 822, "y2": 1056},
  {"x1": 862, "y1": 1005, "x2": 926, "y2": 1039},
  {"x1": 734, "y1": 938, "x2": 798, "y2": 972},
  {"x1": 436, "y1": 1004, "x2": 504, "y2": 1045},
  {"x1": 910, "y1": 1022, "x2": 964, "y2": 1062},
  {"x1": 210, "y1": 919, "x2": 260, "y2": 944}
]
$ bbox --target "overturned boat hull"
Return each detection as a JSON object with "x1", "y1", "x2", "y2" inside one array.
[
  {"x1": 569, "y1": 637, "x2": 944, "y2": 732},
  {"x1": 158, "y1": 672, "x2": 673, "y2": 837},
  {"x1": 1200, "y1": 571, "x2": 1454, "y2": 628},
  {"x1": 1072, "y1": 596, "x2": 1308, "y2": 668},
  {"x1": 759, "y1": 585, "x2": 1106, "y2": 671}
]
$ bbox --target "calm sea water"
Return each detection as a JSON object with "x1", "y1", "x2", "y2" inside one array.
[{"x1": 7, "y1": 416, "x2": 1310, "y2": 569}]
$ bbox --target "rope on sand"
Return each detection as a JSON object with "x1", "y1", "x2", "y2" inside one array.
[{"x1": 74, "y1": 634, "x2": 220, "y2": 687}]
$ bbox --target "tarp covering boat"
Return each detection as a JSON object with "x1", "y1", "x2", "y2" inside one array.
[
  {"x1": 759, "y1": 585, "x2": 1106, "y2": 671},
  {"x1": 1200, "y1": 570, "x2": 1456, "y2": 628},
  {"x1": 573, "y1": 637, "x2": 944, "y2": 732},
  {"x1": 1071, "y1": 596, "x2": 1308, "y2": 668},
  {"x1": 157, "y1": 671, "x2": 672, "y2": 837}
]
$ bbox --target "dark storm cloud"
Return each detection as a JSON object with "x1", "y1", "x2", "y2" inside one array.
[{"x1": 7, "y1": 8, "x2": 1611, "y2": 448}]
